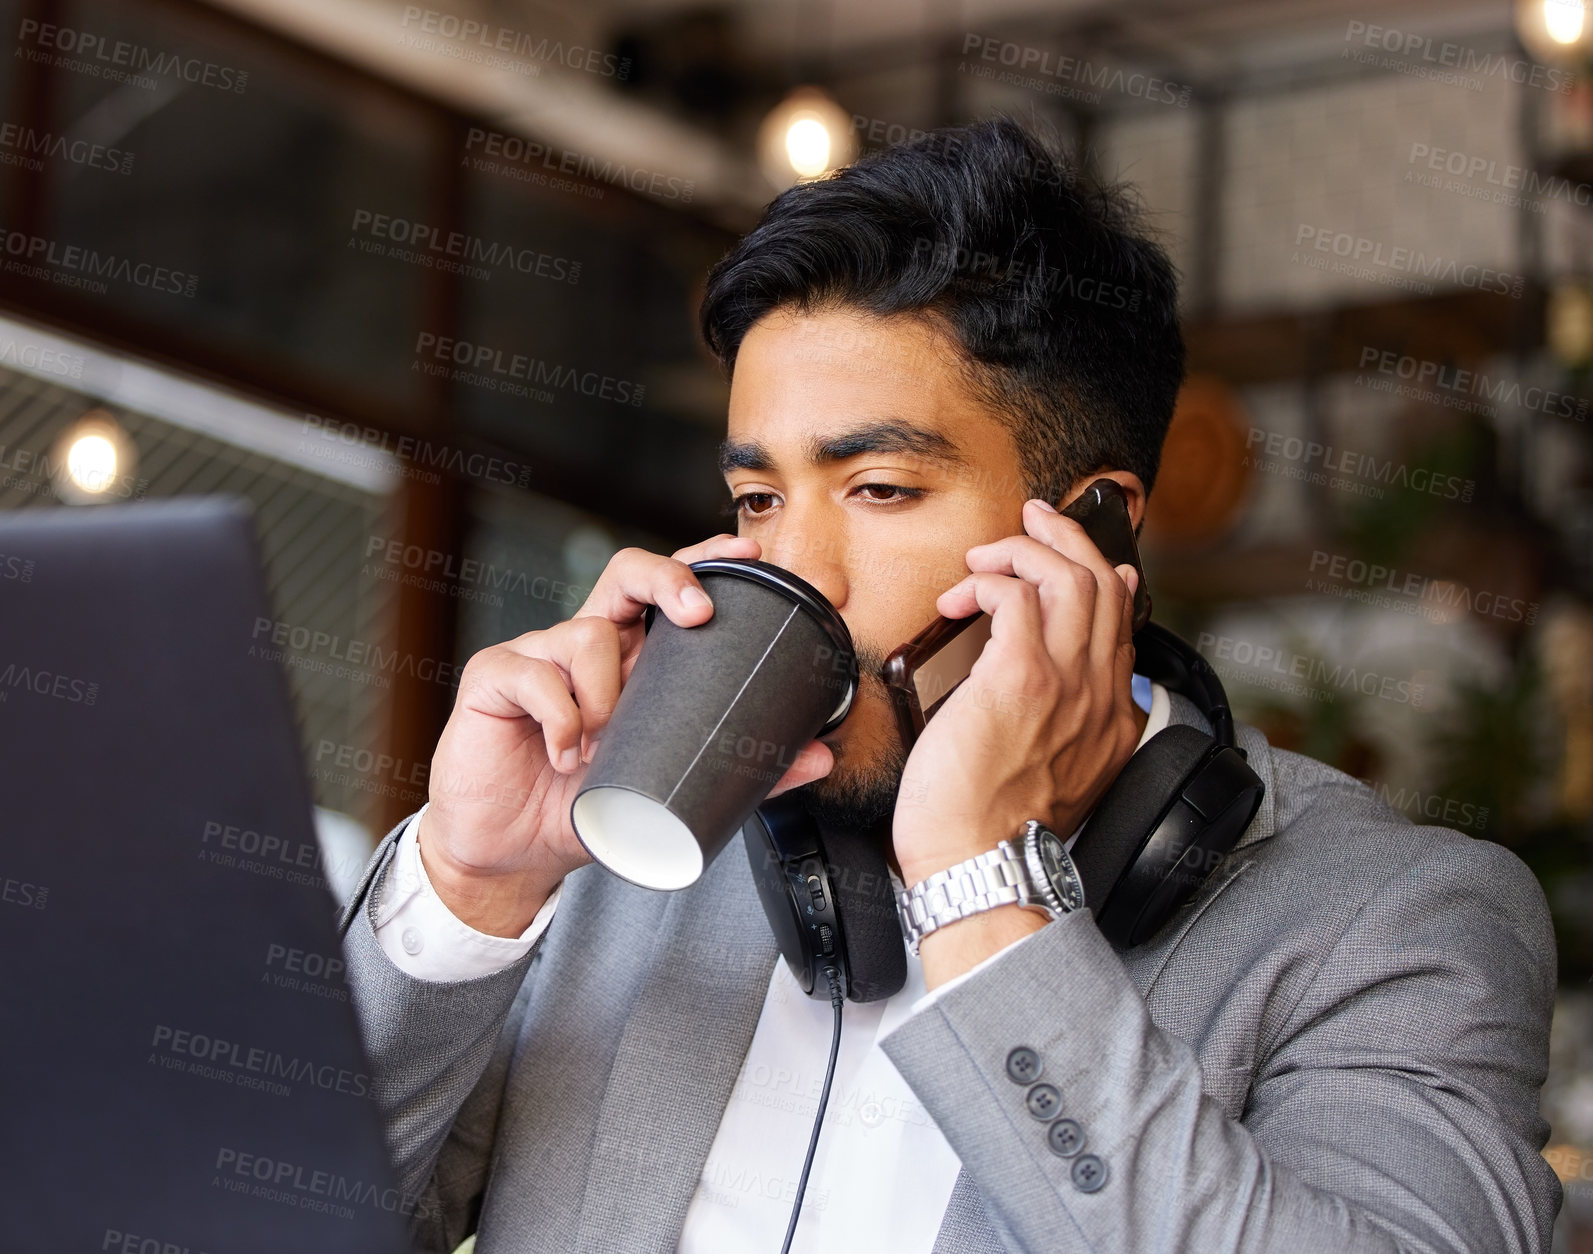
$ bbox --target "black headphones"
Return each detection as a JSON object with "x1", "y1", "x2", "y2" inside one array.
[{"x1": 741, "y1": 621, "x2": 1265, "y2": 1003}]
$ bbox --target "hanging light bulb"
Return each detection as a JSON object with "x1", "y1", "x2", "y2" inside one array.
[
  {"x1": 1545, "y1": 0, "x2": 1585, "y2": 45},
  {"x1": 1516, "y1": 0, "x2": 1593, "y2": 63},
  {"x1": 785, "y1": 116, "x2": 832, "y2": 177},
  {"x1": 757, "y1": 87, "x2": 857, "y2": 190},
  {"x1": 66, "y1": 433, "x2": 117, "y2": 491},
  {"x1": 52, "y1": 408, "x2": 136, "y2": 504}
]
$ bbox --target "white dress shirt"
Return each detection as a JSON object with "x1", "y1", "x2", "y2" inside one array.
[{"x1": 372, "y1": 676, "x2": 1170, "y2": 1251}]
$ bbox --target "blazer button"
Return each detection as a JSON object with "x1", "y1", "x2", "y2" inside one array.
[
  {"x1": 1006, "y1": 1047, "x2": 1042, "y2": 1085},
  {"x1": 1046, "y1": 1118, "x2": 1085, "y2": 1158},
  {"x1": 1071, "y1": 1154, "x2": 1108, "y2": 1193},
  {"x1": 1025, "y1": 1083, "x2": 1062, "y2": 1120}
]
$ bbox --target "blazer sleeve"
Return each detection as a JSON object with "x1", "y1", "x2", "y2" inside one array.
[
  {"x1": 336, "y1": 818, "x2": 545, "y2": 1253},
  {"x1": 879, "y1": 834, "x2": 1563, "y2": 1254}
]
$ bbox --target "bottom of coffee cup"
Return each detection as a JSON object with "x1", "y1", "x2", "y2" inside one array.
[{"x1": 571, "y1": 785, "x2": 705, "y2": 890}]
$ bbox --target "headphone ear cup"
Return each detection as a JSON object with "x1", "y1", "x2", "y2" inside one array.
[
  {"x1": 1070, "y1": 725, "x2": 1216, "y2": 931},
  {"x1": 742, "y1": 801, "x2": 818, "y2": 995},
  {"x1": 819, "y1": 823, "x2": 906, "y2": 1004}
]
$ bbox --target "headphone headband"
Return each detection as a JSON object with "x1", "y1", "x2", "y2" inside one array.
[{"x1": 1130, "y1": 621, "x2": 1237, "y2": 749}]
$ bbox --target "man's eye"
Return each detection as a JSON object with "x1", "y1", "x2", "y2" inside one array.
[
  {"x1": 725, "y1": 492, "x2": 777, "y2": 517},
  {"x1": 721, "y1": 485, "x2": 923, "y2": 518},
  {"x1": 856, "y1": 484, "x2": 923, "y2": 503}
]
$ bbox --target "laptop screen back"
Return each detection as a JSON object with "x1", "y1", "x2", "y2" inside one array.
[{"x1": 0, "y1": 498, "x2": 410, "y2": 1254}]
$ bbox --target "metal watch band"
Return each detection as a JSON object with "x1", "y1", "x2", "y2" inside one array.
[{"x1": 897, "y1": 839, "x2": 1047, "y2": 956}]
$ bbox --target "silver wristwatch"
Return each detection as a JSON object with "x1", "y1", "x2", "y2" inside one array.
[{"x1": 897, "y1": 820, "x2": 1085, "y2": 956}]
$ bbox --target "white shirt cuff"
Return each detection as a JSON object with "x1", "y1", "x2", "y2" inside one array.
[
  {"x1": 909, "y1": 925, "x2": 1047, "y2": 1016},
  {"x1": 371, "y1": 804, "x2": 561, "y2": 982}
]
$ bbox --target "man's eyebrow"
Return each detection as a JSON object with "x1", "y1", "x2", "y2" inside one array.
[{"x1": 717, "y1": 420, "x2": 969, "y2": 475}]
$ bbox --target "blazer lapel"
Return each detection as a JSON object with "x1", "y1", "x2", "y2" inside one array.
[
  {"x1": 1125, "y1": 691, "x2": 1279, "y2": 996},
  {"x1": 573, "y1": 832, "x2": 780, "y2": 1254}
]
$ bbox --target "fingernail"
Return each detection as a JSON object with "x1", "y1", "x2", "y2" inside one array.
[
  {"x1": 560, "y1": 747, "x2": 580, "y2": 772},
  {"x1": 680, "y1": 585, "x2": 712, "y2": 610},
  {"x1": 584, "y1": 735, "x2": 602, "y2": 763},
  {"x1": 1029, "y1": 498, "x2": 1057, "y2": 513}
]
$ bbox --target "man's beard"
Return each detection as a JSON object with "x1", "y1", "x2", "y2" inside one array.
[{"x1": 788, "y1": 644, "x2": 904, "y2": 838}]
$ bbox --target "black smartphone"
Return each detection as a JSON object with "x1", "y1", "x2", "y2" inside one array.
[{"x1": 881, "y1": 478, "x2": 1151, "y2": 747}]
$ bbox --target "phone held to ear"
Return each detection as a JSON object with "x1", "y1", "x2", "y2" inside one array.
[
  {"x1": 746, "y1": 478, "x2": 1261, "y2": 1007},
  {"x1": 881, "y1": 478, "x2": 1151, "y2": 748}
]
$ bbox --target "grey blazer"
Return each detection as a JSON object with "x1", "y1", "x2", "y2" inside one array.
[{"x1": 337, "y1": 692, "x2": 1563, "y2": 1252}]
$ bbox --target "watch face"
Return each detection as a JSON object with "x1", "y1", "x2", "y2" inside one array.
[{"x1": 1037, "y1": 828, "x2": 1085, "y2": 912}]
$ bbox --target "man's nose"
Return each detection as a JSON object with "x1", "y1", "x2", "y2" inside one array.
[{"x1": 761, "y1": 528, "x2": 849, "y2": 612}]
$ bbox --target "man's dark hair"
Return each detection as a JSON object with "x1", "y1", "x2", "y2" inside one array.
[{"x1": 700, "y1": 116, "x2": 1185, "y2": 501}]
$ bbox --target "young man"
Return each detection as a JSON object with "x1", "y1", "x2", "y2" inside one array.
[{"x1": 338, "y1": 118, "x2": 1562, "y2": 1252}]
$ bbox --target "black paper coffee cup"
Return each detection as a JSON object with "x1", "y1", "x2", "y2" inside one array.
[{"x1": 570, "y1": 559, "x2": 857, "y2": 890}]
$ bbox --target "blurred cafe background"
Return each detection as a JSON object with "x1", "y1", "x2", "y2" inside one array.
[{"x1": 1, "y1": 0, "x2": 1591, "y2": 1243}]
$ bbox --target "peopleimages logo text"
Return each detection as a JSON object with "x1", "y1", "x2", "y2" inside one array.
[
  {"x1": 15, "y1": 19, "x2": 248, "y2": 92},
  {"x1": 212, "y1": 1147, "x2": 438, "y2": 1220},
  {"x1": 1358, "y1": 347, "x2": 1588, "y2": 421},
  {"x1": 0, "y1": 225, "x2": 197, "y2": 296},
  {"x1": 1243, "y1": 428, "x2": 1474, "y2": 502},
  {"x1": 0, "y1": 662, "x2": 98, "y2": 705},
  {"x1": 150, "y1": 1024, "x2": 370, "y2": 1098},
  {"x1": 1342, "y1": 21, "x2": 1573, "y2": 93},
  {"x1": 1406, "y1": 143, "x2": 1591, "y2": 210},
  {"x1": 1294, "y1": 226, "x2": 1524, "y2": 298},
  {"x1": 398, "y1": 7, "x2": 630, "y2": 79},
  {"x1": 464, "y1": 128, "x2": 693, "y2": 203},
  {"x1": 300, "y1": 415, "x2": 534, "y2": 487},
  {"x1": 960, "y1": 34, "x2": 1191, "y2": 106},
  {"x1": 1308, "y1": 551, "x2": 1538, "y2": 625},
  {"x1": 1197, "y1": 633, "x2": 1426, "y2": 707},
  {"x1": 350, "y1": 209, "x2": 579, "y2": 284},
  {"x1": 0, "y1": 122, "x2": 133, "y2": 174},
  {"x1": 414, "y1": 333, "x2": 645, "y2": 406}
]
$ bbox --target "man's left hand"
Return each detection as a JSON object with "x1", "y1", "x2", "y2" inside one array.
[{"x1": 892, "y1": 497, "x2": 1145, "y2": 893}]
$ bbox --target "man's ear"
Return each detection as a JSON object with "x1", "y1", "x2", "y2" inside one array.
[{"x1": 1057, "y1": 470, "x2": 1148, "y2": 531}]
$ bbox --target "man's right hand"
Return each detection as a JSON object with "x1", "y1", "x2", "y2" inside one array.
[{"x1": 417, "y1": 533, "x2": 836, "y2": 937}]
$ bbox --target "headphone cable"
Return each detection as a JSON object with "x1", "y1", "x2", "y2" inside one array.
[{"x1": 779, "y1": 964, "x2": 844, "y2": 1254}]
